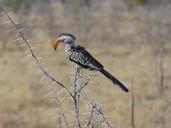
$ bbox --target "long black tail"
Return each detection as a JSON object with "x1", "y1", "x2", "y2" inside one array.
[{"x1": 99, "y1": 68, "x2": 129, "y2": 92}]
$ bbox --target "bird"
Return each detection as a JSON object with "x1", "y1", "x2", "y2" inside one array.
[{"x1": 51, "y1": 32, "x2": 129, "y2": 92}]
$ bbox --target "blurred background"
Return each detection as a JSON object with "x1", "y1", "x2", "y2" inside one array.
[{"x1": 0, "y1": 0, "x2": 171, "y2": 128}]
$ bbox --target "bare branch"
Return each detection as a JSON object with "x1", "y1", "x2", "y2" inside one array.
[
  {"x1": 87, "y1": 105, "x2": 94, "y2": 127},
  {"x1": 72, "y1": 67, "x2": 82, "y2": 128},
  {"x1": 91, "y1": 102, "x2": 111, "y2": 127},
  {"x1": 158, "y1": 40, "x2": 165, "y2": 96},
  {"x1": 1, "y1": 8, "x2": 69, "y2": 92},
  {"x1": 47, "y1": 83, "x2": 69, "y2": 128},
  {"x1": 131, "y1": 86, "x2": 135, "y2": 128}
]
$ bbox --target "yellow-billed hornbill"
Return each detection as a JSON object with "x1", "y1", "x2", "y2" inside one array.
[{"x1": 51, "y1": 32, "x2": 129, "y2": 92}]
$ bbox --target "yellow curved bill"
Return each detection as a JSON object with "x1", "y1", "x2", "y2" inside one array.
[{"x1": 51, "y1": 38, "x2": 61, "y2": 50}]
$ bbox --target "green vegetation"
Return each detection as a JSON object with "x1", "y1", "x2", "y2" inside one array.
[
  {"x1": 1, "y1": 0, "x2": 48, "y2": 12},
  {"x1": 1, "y1": 0, "x2": 34, "y2": 11},
  {"x1": 124, "y1": 0, "x2": 148, "y2": 5}
]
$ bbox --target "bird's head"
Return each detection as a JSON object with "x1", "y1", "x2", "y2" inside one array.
[{"x1": 51, "y1": 32, "x2": 76, "y2": 50}]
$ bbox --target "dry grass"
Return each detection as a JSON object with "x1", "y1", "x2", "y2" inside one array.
[{"x1": 0, "y1": 1, "x2": 171, "y2": 128}]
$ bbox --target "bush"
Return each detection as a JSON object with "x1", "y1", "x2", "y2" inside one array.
[
  {"x1": 1, "y1": 0, "x2": 48, "y2": 12},
  {"x1": 124, "y1": 0, "x2": 148, "y2": 5},
  {"x1": 1, "y1": 0, "x2": 32, "y2": 11}
]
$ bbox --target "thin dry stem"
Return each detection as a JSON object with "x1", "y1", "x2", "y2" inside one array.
[
  {"x1": 131, "y1": 87, "x2": 135, "y2": 128},
  {"x1": 72, "y1": 67, "x2": 82, "y2": 128}
]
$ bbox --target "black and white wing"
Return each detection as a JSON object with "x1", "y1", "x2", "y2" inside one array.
[{"x1": 69, "y1": 45, "x2": 103, "y2": 70}]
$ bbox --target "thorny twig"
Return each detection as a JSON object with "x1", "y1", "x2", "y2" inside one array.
[
  {"x1": 87, "y1": 104, "x2": 94, "y2": 127},
  {"x1": 91, "y1": 103, "x2": 111, "y2": 127},
  {"x1": 0, "y1": 8, "x2": 69, "y2": 128},
  {"x1": 72, "y1": 67, "x2": 82, "y2": 128},
  {"x1": 131, "y1": 86, "x2": 135, "y2": 128},
  {"x1": 71, "y1": 67, "x2": 96, "y2": 128},
  {"x1": 84, "y1": 94, "x2": 112, "y2": 127},
  {"x1": 47, "y1": 82, "x2": 69, "y2": 128},
  {"x1": 0, "y1": 8, "x2": 70, "y2": 94}
]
